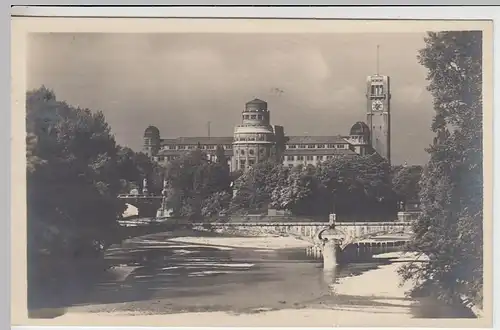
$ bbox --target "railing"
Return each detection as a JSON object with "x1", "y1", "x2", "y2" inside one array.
[{"x1": 118, "y1": 194, "x2": 163, "y2": 199}]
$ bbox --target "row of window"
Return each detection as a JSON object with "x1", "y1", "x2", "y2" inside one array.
[
  {"x1": 164, "y1": 144, "x2": 233, "y2": 151},
  {"x1": 243, "y1": 114, "x2": 266, "y2": 121},
  {"x1": 153, "y1": 155, "x2": 232, "y2": 163},
  {"x1": 286, "y1": 144, "x2": 347, "y2": 149},
  {"x1": 161, "y1": 142, "x2": 348, "y2": 150},
  {"x1": 285, "y1": 155, "x2": 335, "y2": 161},
  {"x1": 235, "y1": 148, "x2": 264, "y2": 156},
  {"x1": 234, "y1": 134, "x2": 272, "y2": 142}
]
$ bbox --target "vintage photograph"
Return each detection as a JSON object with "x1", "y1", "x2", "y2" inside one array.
[{"x1": 13, "y1": 17, "x2": 491, "y2": 327}]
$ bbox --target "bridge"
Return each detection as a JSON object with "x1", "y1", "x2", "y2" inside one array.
[
  {"x1": 117, "y1": 194, "x2": 164, "y2": 218},
  {"x1": 186, "y1": 216, "x2": 413, "y2": 268}
]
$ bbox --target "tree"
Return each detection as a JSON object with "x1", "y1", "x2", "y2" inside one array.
[
  {"x1": 215, "y1": 145, "x2": 227, "y2": 166},
  {"x1": 164, "y1": 149, "x2": 231, "y2": 218},
  {"x1": 115, "y1": 146, "x2": 165, "y2": 195},
  {"x1": 27, "y1": 86, "x2": 125, "y2": 259},
  {"x1": 398, "y1": 31, "x2": 483, "y2": 307},
  {"x1": 315, "y1": 154, "x2": 396, "y2": 220},
  {"x1": 230, "y1": 161, "x2": 289, "y2": 213},
  {"x1": 391, "y1": 164, "x2": 423, "y2": 205},
  {"x1": 270, "y1": 165, "x2": 328, "y2": 215}
]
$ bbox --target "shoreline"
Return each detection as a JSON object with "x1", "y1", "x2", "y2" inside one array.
[{"x1": 23, "y1": 232, "x2": 486, "y2": 327}]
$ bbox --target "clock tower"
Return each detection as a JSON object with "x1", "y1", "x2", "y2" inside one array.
[{"x1": 366, "y1": 74, "x2": 391, "y2": 164}]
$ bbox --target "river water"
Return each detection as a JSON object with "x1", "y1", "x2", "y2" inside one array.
[{"x1": 29, "y1": 230, "x2": 476, "y2": 320}]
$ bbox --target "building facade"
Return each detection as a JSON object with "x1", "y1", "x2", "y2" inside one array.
[{"x1": 144, "y1": 74, "x2": 391, "y2": 171}]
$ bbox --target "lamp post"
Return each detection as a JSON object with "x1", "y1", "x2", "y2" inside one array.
[{"x1": 330, "y1": 178, "x2": 343, "y2": 225}]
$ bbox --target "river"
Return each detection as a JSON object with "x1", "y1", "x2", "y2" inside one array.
[{"x1": 27, "y1": 229, "x2": 478, "y2": 326}]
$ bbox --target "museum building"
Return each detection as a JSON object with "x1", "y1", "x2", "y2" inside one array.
[{"x1": 143, "y1": 74, "x2": 391, "y2": 171}]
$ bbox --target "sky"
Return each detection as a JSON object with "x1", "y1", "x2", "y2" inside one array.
[{"x1": 27, "y1": 32, "x2": 435, "y2": 165}]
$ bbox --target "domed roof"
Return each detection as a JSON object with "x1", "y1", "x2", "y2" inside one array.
[
  {"x1": 246, "y1": 98, "x2": 267, "y2": 105},
  {"x1": 245, "y1": 98, "x2": 268, "y2": 112},
  {"x1": 144, "y1": 125, "x2": 160, "y2": 137},
  {"x1": 350, "y1": 121, "x2": 370, "y2": 136}
]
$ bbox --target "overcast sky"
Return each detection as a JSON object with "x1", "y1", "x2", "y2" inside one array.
[{"x1": 27, "y1": 32, "x2": 434, "y2": 165}]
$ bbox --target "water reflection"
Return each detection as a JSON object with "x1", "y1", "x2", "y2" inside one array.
[{"x1": 28, "y1": 232, "x2": 476, "y2": 319}]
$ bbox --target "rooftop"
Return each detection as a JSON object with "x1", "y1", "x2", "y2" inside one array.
[
  {"x1": 284, "y1": 149, "x2": 358, "y2": 156},
  {"x1": 158, "y1": 148, "x2": 234, "y2": 156},
  {"x1": 161, "y1": 137, "x2": 233, "y2": 145},
  {"x1": 160, "y1": 135, "x2": 351, "y2": 146},
  {"x1": 246, "y1": 98, "x2": 267, "y2": 105},
  {"x1": 287, "y1": 135, "x2": 349, "y2": 144}
]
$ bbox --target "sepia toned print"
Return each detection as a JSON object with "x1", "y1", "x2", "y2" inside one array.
[{"x1": 11, "y1": 17, "x2": 492, "y2": 327}]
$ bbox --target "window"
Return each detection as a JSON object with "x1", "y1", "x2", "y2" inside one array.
[
  {"x1": 250, "y1": 115, "x2": 256, "y2": 119},
  {"x1": 327, "y1": 156, "x2": 333, "y2": 160},
  {"x1": 240, "y1": 160, "x2": 246, "y2": 169},
  {"x1": 241, "y1": 149, "x2": 245, "y2": 155},
  {"x1": 287, "y1": 155, "x2": 295, "y2": 161},
  {"x1": 178, "y1": 145, "x2": 185, "y2": 150},
  {"x1": 297, "y1": 156, "x2": 304, "y2": 161},
  {"x1": 371, "y1": 85, "x2": 375, "y2": 95},
  {"x1": 243, "y1": 115, "x2": 249, "y2": 120},
  {"x1": 249, "y1": 149, "x2": 254, "y2": 155},
  {"x1": 306, "y1": 156, "x2": 314, "y2": 161},
  {"x1": 378, "y1": 85, "x2": 384, "y2": 96},
  {"x1": 317, "y1": 144, "x2": 325, "y2": 148},
  {"x1": 287, "y1": 144, "x2": 296, "y2": 149},
  {"x1": 169, "y1": 145, "x2": 176, "y2": 150},
  {"x1": 308, "y1": 144, "x2": 315, "y2": 149},
  {"x1": 225, "y1": 144, "x2": 232, "y2": 149},
  {"x1": 187, "y1": 145, "x2": 194, "y2": 149}
]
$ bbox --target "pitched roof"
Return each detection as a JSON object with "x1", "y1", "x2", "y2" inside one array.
[
  {"x1": 159, "y1": 135, "x2": 351, "y2": 146},
  {"x1": 161, "y1": 136, "x2": 233, "y2": 145},
  {"x1": 158, "y1": 149, "x2": 234, "y2": 156},
  {"x1": 284, "y1": 149, "x2": 358, "y2": 156},
  {"x1": 287, "y1": 135, "x2": 349, "y2": 144}
]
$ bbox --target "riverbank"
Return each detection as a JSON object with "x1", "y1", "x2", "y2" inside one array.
[{"x1": 21, "y1": 230, "x2": 489, "y2": 327}]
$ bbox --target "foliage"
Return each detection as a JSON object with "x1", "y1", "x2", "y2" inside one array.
[
  {"x1": 26, "y1": 86, "x2": 125, "y2": 258},
  {"x1": 164, "y1": 149, "x2": 231, "y2": 218},
  {"x1": 315, "y1": 154, "x2": 396, "y2": 220},
  {"x1": 115, "y1": 146, "x2": 165, "y2": 195},
  {"x1": 230, "y1": 154, "x2": 396, "y2": 219},
  {"x1": 398, "y1": 31, "x2": 483, "y2": 307},
  {"x1": 270, "y1": 165, "x2": 328, "y2": 215},
  {"x1": 391, "y1": 164, "x2": 423, "y2": 204},
  {"x1": 230, "y1": 161, "x2": 289, "y2": 212},
  {"x1": 201, "y1": 191, "x2": 233, "y2": 217}
]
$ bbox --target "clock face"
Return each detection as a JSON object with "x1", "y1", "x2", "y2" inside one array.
[{"x1": 372, "y1": 100, "x2": 384, "y2": 111}]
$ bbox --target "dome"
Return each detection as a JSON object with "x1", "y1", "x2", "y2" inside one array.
[
  {"x1": 144, "y1": 125, "x2": 160, "y2": 138},
  {"x1": 350, "y1": 121, "x2": 370, "y2": 137},
  {"x1": 245, "y1": 98, "x2": 268, "y2": 112}
]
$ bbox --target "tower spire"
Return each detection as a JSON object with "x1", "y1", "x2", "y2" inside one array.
[
  {"x1": 207, "y1": 121, "x2": 211, "y2": 138},
  {"x1": 376, "y1": 44, "x2": 380, "y2": 75}
]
